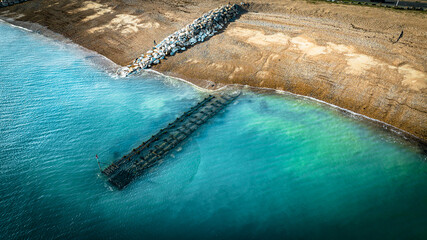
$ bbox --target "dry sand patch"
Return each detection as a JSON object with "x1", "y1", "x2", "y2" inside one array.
[
  {"x1": 69, "y1": 1, "x2": 112, "y2": 22},
  {"x1": 88, "y1": 14, "x2": 160, "y2": 34},
  {"x1": 398, "y1": 65, "x2": 427, "y2": 91},
  {"x1": 227, "y1": 27, "x2": 290, "y2": 47}
]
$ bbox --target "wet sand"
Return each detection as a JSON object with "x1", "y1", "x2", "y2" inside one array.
[{"x1": 1, "y1": 0, "x2": 426, "y2": 139}]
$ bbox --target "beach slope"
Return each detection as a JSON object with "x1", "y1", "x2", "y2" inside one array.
[{"x1": 1, "y1": 0, "x2": 426, "y2": 139}]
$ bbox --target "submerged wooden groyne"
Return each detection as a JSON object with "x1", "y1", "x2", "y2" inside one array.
[{"x1": 102, "y1": 91, "x2": 241, "y2": 189}]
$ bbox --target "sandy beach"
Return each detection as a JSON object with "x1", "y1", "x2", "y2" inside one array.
[{"x1": 1, "y1": 0, "x2": 426, "y2": 140}]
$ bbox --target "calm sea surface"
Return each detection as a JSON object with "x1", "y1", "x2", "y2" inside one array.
[{"x1": 0, "y1": 22, "x2": 426, "y2": 239}]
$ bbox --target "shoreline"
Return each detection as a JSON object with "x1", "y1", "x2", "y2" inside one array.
[
  {"x1": 1, "y1": 17, "x2": 426, "y2": 147},
  {"x1": 0, "y1": 2, "x2": 426, "y2": 144},
  {"x1": 0, "y1": 17, "x2": 120, "y2": 75}
]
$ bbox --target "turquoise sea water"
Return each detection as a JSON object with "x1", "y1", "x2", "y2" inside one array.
[{"x1": 0, "y1": 21, "x2": 426, "y2": 239}]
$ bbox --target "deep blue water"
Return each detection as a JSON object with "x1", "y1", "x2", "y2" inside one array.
[{"x1": 0, "y1": 21, "x2": 426, "y2": 240}]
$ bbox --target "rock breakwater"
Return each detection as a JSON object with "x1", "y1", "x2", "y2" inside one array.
[{"x1": 117, "y1": 3, "x2": 246, "y2": 77}]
